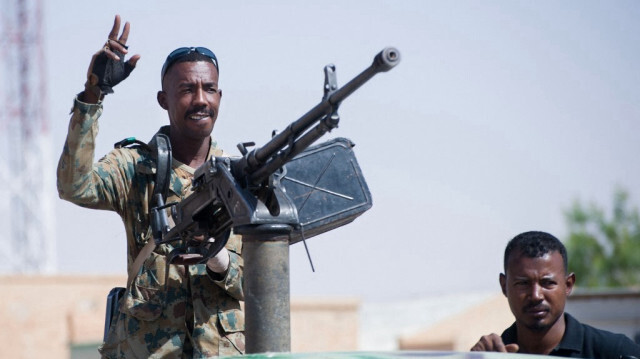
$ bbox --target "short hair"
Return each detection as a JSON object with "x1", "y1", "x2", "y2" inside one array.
[{"x1": 503, "y1": 231, "x2": 568, "y2": 273}]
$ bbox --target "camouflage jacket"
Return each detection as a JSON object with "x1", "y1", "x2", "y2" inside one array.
[{"x1": 57, "y1": 97, "x2": 245, "y2": 358}]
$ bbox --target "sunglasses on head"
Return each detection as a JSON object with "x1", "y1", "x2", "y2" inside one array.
[{"x1": 161, "y1": 46, "x2": 219, "y2": 80}]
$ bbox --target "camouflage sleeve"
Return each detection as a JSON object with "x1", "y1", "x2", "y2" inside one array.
[
  {"x1": 210, "y1": 233, "x2": 244, "y2": 301},
  {"x1": 56, "y1": 96, "x2": 132, "y2": 214}
]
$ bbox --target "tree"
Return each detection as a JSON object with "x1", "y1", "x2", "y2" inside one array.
[{"x1": 564, "y1": 188, "x2": 640, "y2": 288}]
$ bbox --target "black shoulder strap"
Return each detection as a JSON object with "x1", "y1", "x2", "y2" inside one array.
[
  {"x1": 115, "y1": 133, "x2": 172, "y2": 206},
  {"x1": 149, "y1": 133, "x2": 172, "y2": 206},
  {"x1": 113, "y1": 134, "x2": 171, "y2": 295}
]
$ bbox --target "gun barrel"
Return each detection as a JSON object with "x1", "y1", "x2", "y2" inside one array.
[
  {"x1": 374, "y1": 47, "x2": 401, "y2": 72},
  {"x1": 328, "y1": 47, "x2": 400, "y2": 106},
  {"x1": 249, "y1": 47, "x2": 400, "y2": 182}
]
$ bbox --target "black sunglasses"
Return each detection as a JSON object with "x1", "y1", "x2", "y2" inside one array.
[{"x1": 161, "y1": 47, "x2": 219, "y2": 80}]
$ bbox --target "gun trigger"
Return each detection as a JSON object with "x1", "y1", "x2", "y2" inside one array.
[{"x1": 171, "y1": 205, "x2": 179, "y2": 224}]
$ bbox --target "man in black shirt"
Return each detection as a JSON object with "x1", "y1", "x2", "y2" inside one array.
[{"x1": 470, "y1": 231, "x2": 640, "y2": 358}]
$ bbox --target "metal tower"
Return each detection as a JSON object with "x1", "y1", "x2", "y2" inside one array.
[{"x1": 0, "y1": 0, "x2": 56, "y2": 273}]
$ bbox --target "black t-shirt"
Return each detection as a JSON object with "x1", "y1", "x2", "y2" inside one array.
[{"x1": 501, "y1": 313, "x2": 640, "y2": 358}]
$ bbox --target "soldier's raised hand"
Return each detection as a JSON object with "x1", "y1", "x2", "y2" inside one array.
[{"x1": 84, "y1": 14, "x2": 141, "y2": 102}]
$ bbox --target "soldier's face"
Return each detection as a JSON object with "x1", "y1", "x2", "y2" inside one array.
[
  {"x1": 500, "y1": 250, "x2": 575, "y2": 333},
  {"x1": 158, "y1": 61, "x2": 222, "y2": 142}
]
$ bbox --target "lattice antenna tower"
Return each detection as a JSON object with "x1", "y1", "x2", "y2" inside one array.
[{"x1": 0, "y1": 0, "x2": 56, "y2": 273}]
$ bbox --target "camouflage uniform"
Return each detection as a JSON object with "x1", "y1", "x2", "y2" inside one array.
[{"x1": 57, "y1": 97, "x2": 245, "y2": 358}]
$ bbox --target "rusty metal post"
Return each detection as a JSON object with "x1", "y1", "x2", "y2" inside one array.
[{"x1": 237, "y1": 224, "x2": 292, "y2": 354}]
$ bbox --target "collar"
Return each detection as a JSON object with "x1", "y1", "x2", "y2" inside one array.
[
  {"x1": 146, "y1": 126, "x2": 224, "y2": 197},
  {"x1": 551, "y1": 313, "x2": 583, "y2": 355},
  {"x1": 501, "y1": 313, "x2": 583, "y2": 355},
  {"x1": 151, "y1": 125, "x2": 223, "y2": 172},
  {"x1": 501, "y1": 321, "x2": 518, "y2": 344}
]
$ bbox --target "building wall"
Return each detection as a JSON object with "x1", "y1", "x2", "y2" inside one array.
[
  {"x1": 565, "y1": 289, "x2": 640, "y2": 343},
  {"x1": 0, "y1": 275, "x2": 359, "y2": 359},
  {"x1": 396, "y1": 294, "x2": 513, "y2": 351},
  {"x1": 291, "y1": 298, "x2": 360, "y2": 352}
]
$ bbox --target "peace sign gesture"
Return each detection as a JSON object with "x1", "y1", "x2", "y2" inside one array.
[{"x1": 84, "y1": 15, "x2": 141, "y2": 103}]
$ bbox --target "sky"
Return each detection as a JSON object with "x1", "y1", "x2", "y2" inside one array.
[{"x1": 4, "y1": 0, "x2": 640, "y2": 302}]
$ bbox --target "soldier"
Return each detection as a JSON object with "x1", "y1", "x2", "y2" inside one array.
[
  {"x1": 471, "y1": 231, "x2": 640, "y2": 358},
  {"x1": 57, "y1": 15, "x2": 245, "y2": 358}
]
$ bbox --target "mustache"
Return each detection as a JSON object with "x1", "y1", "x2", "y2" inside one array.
[
  {"x1": 524, "y1": 303, "x2": 549, "y2": 312},
  {"x1": 185, "y1": 107, "x2": 215, "y2": 118}
]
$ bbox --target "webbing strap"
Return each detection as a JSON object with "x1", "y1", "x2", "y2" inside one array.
[
  {"x1": 150, "y1": 133, "x2": 172, "y2": 206},
  {"x1": 126, "y1": 239, "x2": 156, "y2": 289},
  {"x1": 121, "y1": 131, "x2": 173, "y2": 291}
]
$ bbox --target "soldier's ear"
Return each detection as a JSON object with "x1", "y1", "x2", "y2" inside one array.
[
  {"x1": 566, "y1": 272, "x2": 576, "y2": 296},
  {"x1": 157, "y1": 91, "x2": 168, "y2": 110},
  {"x1": 500, "y1": 273, "x2": 507, "y2": 297}
]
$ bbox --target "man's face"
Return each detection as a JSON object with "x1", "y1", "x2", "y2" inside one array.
[
  {"x1": 500, "y1": 250, "x2": 575, "y2": 332},
  {"x1": 158, "y1": 61, "x2": 221, "y2": 142}
]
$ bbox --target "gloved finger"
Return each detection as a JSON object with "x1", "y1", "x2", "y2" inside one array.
[
  {"x1": 127, "y1": 54, "x2": 141, "y2": 68},
  {"x1": 118, "y1": 21, "x2": 131, "y2": 46},
  {"x1": 124, "y1": 55, "x2": 141, "y2": 76},
  {"x1": 107, "y1": 39, "x2": 128, "y2": 55},
  {"x1": 108, "y1": 15, "x2": 122, "y2": 41},
  {"x1": 124, "y1": 61, "x2": 136, "y2": 77},
  {"x1": 103, "y1": 47, "x2": 122, "y2": 61}
]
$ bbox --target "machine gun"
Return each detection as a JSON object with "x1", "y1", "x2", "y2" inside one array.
[{"x1": 151, "y1": 47, "x2": 401, "y2": 265}]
